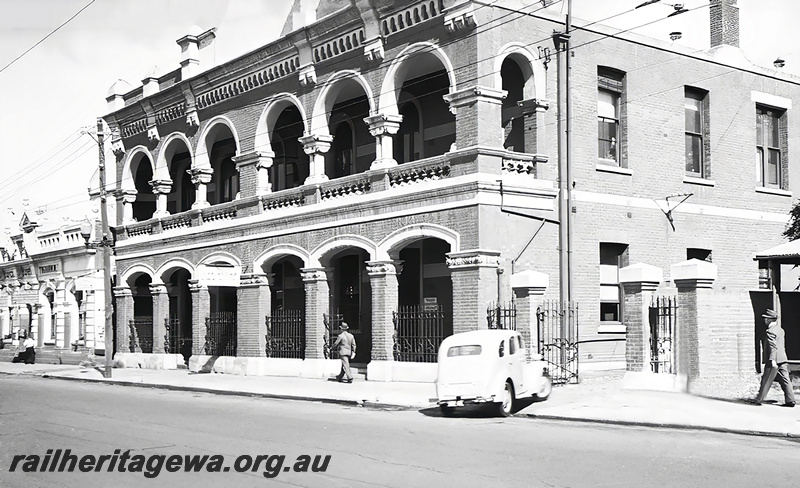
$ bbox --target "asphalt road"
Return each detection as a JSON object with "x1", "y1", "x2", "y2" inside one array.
[{"x1": 0, "y1": 376, "x2": 797, "y2": 488}]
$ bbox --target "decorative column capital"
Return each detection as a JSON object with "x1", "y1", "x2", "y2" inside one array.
[
  {"x1": 364, "y1": 114, "x2": 403, "y2": 137},
  {"x1": 240, "y1": 273, "x2": 274, "y2": 287},
  {"x1": 149, "y1": 283, "x2": 168, "y2": 295},
  {"x1": 518, "y1": 98, "x2": 551, "y2": 115},
  {"x1": 112, "y1": 286, "x2": 132, "y2": 297},
  {"x1": 188, "y1": 279, "x2": 208, "y2": 293},
  {"x1": 149, "y1": 178, "x2": 173, "y2": 194},
  {"x1": 366, "y1": 260, "x2": 402, "y2": 276},
  {"x1": 115, "y1": 189, "x2": 138, "y2": 204},
  {"x1": 363, "y1": 37, "x2": 385, "y2": 63},
  {"x1": 299, "y1": 134, "x2": 333, "y2": 155},
  {"x1": 446, "y1": 249, "x2": 501, "y2": 270},
  {"x1": 443, "y1": 86, "x2": 507, "y2": 115},
  {"x1": 232, "y1": 151, "x2": 275, "y2": 170},
  {"x1": 300, "y1": 267, "x2": 332, "y2": 283},
  {"x1": 187, "y1": 167, "x2": 213, "y2": 185}
]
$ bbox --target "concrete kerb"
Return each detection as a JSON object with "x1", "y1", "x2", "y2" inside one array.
[
  {"x1": 37, "y1": 372, "x2": 425, "y2": 411},
  {"x1": 518, "y1": 412, "x2": 800, "y2": 440}
]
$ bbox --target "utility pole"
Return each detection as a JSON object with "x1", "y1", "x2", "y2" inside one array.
[
  {"x1": 97, "y1": 117, "x2": 114, "y2": 378},
  {"x1": 554, "y1": 0, "x2": 574, "y2": 307}
]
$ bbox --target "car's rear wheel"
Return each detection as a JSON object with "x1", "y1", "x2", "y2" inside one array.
[
  {"x1": 495, "y1": 381, "x2": 514, "y2": 417},
  {"x1": 439, "y1": 405, "x2": 455, "y2": 417},
  {"x1": 535, "y1": 375, "x2": 553, "y2": 401}
]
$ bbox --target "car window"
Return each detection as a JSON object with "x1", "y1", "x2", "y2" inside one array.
[
  {"x1": 447, "y1": 345, "x2": 482, "y2": 357},
  {"x1": 498, "y1": 339, "x2": 505, "y2": 357},
  {"x1": 509, "y1": 336, "x2": 516, "y2": 355}
]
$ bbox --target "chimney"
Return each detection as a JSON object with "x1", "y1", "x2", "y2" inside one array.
[
  {"x1": 176, "y1": 26, "x2": 216, "y2": 80},
  {"x1": 709, "y1": 0, "x2": 739, "y2": 48}
]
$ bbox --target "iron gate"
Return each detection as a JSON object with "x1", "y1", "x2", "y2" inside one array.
[
  {"x1": 323, "y1": 312, "x2": 343, "y2": 359},
  {"x1": 392, "y1": 305, "x2": 445, "y2": 363},
  {"x1": 266, "y1": 309, "x2": 305, "y2": 358},
  {"x1": 536, "y1": 301, "x2": 579, "y2": 384},
  {"x1": 487, "y1": 301, "x2": 516, "y2": 330},
  {"x1": 164, "y1": 318, "x2": 191, "y2": 356},
  {"x1": 649, "y1": 296, "x2": 677, "y2": 374},
  {"x1": 129, "y1": 317, "x2": 153, "y2": 353},
  {"x1": 204, "y1": 311, "x2": 237, "y2": 356}
]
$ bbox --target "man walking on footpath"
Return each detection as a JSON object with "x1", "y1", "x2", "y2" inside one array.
[
  {"x1": 334, "y1": 322, "x2": 356, "y2": 383},
  {"x1": 754, "y1": 309, "x2": 796, "y2": 407}
]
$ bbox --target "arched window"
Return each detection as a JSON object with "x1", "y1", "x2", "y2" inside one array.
[{"x1": 501, "y1": 58, "x2": 525, "y2": 152}]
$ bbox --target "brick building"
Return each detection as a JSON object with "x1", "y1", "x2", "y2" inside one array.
[{"x1": 101, "y1": 0, "x2": 798, "y2": 387}]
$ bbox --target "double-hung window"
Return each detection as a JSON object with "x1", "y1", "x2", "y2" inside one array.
[
  {"x1": 685, "y1": 88, "x2": 709, "y2": 177},
  {"x1": 756, "y1": 106, "x2": 785, "y2": 189},
  {"x1": 599, "y1": 243, "x2": 628, "y2": 324},
  {"x1": 598, "y1": 68, "x2": 625, "y2": 165}
]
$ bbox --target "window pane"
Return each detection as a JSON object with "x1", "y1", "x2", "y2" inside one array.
[
  {"x1": 597, "y1": 90, "x2": 618, "y2": 118},
  {"x1": 768, "y1": 148, "x2": 780, "y2": 185},
  {"x1": 769, "y1": 113, "x2": 780, "y2": 148},
  {"x1": 684, "y1": 98, "x2": 701, "y2": 133},
  {"x1": 600, "y1": 284, "x2": 620, "y2": 302},
  {"x1": 599, "y1": 264, "x2": 618, "y2": 284},
  {"x1": 756, "y1": 148, "x2": 764, "y2": 185},
  {"x1": 685, "y1": 134, "x2": 702, "y2": 174},
  {"x1": 600, "y1": 302, "x2": 619, "y2": 322},
  {"x1": 756, "y1": 112, "x2": 763, "y2": 146}
]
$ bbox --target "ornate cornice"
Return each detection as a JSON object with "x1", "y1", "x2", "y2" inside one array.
[
  {"x1": 366, "y1": 261, "x2": 402, "y2": 276},
  {"x1": 240, "y1": 273, "x2": 273, "y2": 287},
  {"x1": 446, "y1": 250, "x2": 501, "y2": 269},
  {"x1": 300, "y1": 267, "x2": 331, "y2": 283}
]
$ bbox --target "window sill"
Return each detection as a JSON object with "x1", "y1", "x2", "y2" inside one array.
[
  {"x1": 683, "y1": 176, "x2": 715, "y2": 187},
  {"x1": 595, "y1": 163, "x2": 632, "y2": 176},
  {"x1": 597, "y1": 322, "x2": 626, "y2": 334},
  {"x1": 755, "y1": 186, "x2": 792, "y2": 197}
]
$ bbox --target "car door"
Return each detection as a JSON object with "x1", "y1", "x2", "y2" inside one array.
[{"x1": 507, "y1": 333, "x2": 526, "y2": 396}]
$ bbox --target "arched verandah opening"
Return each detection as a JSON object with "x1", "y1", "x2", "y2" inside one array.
[
  {"x1": 130, "y1": 274, "x2": 153, "y2": 353},
  {"x1": 324, "y1": 248, "x2": 372, "y2": 365},
  {"x1": 270, "y1": 105, "x2": 309, "y2": 191},
  {"x1": 324, "y1": 82, "x2": 373, "y2": 179},
  {"x1": 161, "y1": 138, "x2": 195, "y2": 214},
  {"x1": 265, "y1": 256, "x2": 306, "y2": 358},
  {"x1": 164, "y1": 267, "x2": 193, "y2": 361},
  {"x1": 130, "y1": 153, "x2": 156, "y2": 221}
]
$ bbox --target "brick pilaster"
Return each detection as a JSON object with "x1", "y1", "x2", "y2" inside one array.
[
  {"x1": 150, "y1": 284, "x2": 169, "y2": 354},
  {"x1": 233, "y1": 151, "x2": 274, "y2": 199},
  {"x1": 237, "y1": 273, "x2": 272, "y2": 357},
  {"x1": 189, "y1": 280, "x2": 210, "y2": 355},
  {"x1": 367, "y1": 261, "x2": 401, "y2": 361},
  {"x1": 444, "y1": 86, "x2": 507, "y2": 149},
  {"x1": 447, "y1": 250, "x2": 501, "y2": 334},
  {"x1": 511, "y1": 270, "x2": 549, "y2": 354},
  {"x1": 301, "y1": 268, "x2": 331, "y2": 359},
  {"x1": 619, "y1": 263, "x2": 663, "y2": 372},
  {"x1": 113, "y1": 286, "x2": 133, "y2": 355}
]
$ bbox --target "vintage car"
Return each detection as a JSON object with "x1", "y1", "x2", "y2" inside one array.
[{"x1": 436, "y1": 330, "x2": 552, "y2": 416}]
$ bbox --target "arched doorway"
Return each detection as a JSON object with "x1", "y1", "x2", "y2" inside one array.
[
  {"x1": 328, "y1": 249, "x2": 372, "y2": 365},
  {"x1": 395, "y1": 238, "x2": 453, "y2": 361},
  {"x1": 131, "y1": 274, "x2": 153, "y2": 353},
  {"x1": 267, "y1": 257, "x2": 305, "y2": 358},
  {"x1": 166, "y1": 268, "x2": 193, "y2": 361}
]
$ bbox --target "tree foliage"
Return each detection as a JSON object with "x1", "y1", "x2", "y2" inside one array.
[{"x1": 783, "y1": 200, "x2": 800, "y2": 240}]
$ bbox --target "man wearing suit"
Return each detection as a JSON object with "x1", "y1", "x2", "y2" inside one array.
[
  {"x1": 754, "y1": 309, "x2": 796, "y2": 407},
  {"x1": 333, "y1": 322, "x2": 356, "y2": 383}
]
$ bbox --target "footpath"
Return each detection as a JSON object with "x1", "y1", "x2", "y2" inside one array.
[{"x1": 0, "y1": 363, "x2": 797, "y2": 438}]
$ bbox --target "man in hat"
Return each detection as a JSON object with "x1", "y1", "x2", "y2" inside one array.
[
  {"x1": 333, "y1": 322, "x2": 356, "y2": 383},
  {"x1": 754, "y1": 309, "x2": 795, "y2": 407}
]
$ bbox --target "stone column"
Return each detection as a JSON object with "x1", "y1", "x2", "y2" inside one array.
[
  {"x1": 671, "y1": 259, "x2": 718, "y2": 395},
  {"x1": 30, "y1": 304, "x2": 40, "y2": 347},
  {"x1": 113, "y1": 286, "x2": 134, "y2": 355},
  {"x1": 54, "y1": 281, "x2": 66, "y2": 348},
  {"x1": 189, "y1": 280, "x2": 210, "y2": 355},
  {"x1": 150, "y1": 179, "x2": 173, "y2": 218},
  {"x1": 511, "y1": 270, "x2": 549, "y2": 356},
  {"x1": 116, "y1": 190, "x2": 138, "y2": 225},
  {"x1": 443, "y1": 86, "x2": 507, "y2": 150},
  {"x1": 233, "y1": 151, "x2": 274, "y2": 198},
  {"x1": 619, "y1": 263, "x2": 663, "y2": 373},
  {"x1": 299, "y1": 134, "x2": 333, "y2": 185},
  {"x1": 367, "y1": 261, "x2": 401, "y2": 361},
  {"x1": 447, "y1": 250, "x2": 501, "y2": 334},
  {"x1": 301, "y1": 268, "x2": 331, "y2": 360},
  {"x1": 188, "y1": 168, "x2": 213, "y2": 209},
  {"x1": 364, "y1": 114, "x2": 403, "y2": 169},
  {"x1": 150, "y1": 283, "x2": 169, "y2": 354},
  {"x1": 237, "y1": 273, "x2": 272, "y2": 357}
]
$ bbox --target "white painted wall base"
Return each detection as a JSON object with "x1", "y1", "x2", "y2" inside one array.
[
  {"x1": 185, "y1": 356, "x2": 342, "y2": 378},
  {"x1": 367, "y1": 360, "x2": 437, "y2": 383},
  {"x1": 621, "y1": 371, "x2": 688, "y2": 393},
  {"x1": 114, "y1": 352, "x2": 179, "y2": 370}
]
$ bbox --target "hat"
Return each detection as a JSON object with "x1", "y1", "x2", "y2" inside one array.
[
  {"x1": 339, "y1": 322, "x2": 349, "y2": 330},
  {"x1": 762, "y1": 309, "x2": 778, "y2": 320}
]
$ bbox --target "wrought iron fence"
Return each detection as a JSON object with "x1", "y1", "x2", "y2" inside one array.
[
  {"x1": 487, "y1": 301, "x2": 516, "y2": 330},
  {"x1": 392, "y1": 304, "x2": 445, "y2": 363},
  {"x1": 129, "y1": 317, "x2": 153, "y2": 353},
  {"x1": 323, "y1": 312, "x2": 343, "y2": 359},
  {"x1": 536, "y1": 301, "x2": 579, "y2": 384},
  {"x1": 164, "y1": 318, "x2": 191, "y2": 356},
  {"x1": 266, "y1": 309, "x2": 305, "y2": 358},
  {"x1": 649, "y1": 296, "x2": 677, "y2": 374},
  {"x1": 204, "y1": 311, "x2": 237, "y2": 356}
]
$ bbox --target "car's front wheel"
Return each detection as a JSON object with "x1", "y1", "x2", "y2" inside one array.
[{"x1": 495, "y1": 381, "x2": 514, "y2": 417}]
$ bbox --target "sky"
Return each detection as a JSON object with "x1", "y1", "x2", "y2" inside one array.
[{"x1": 0, "y1": 0, "x2": 797, "y2": 236}]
